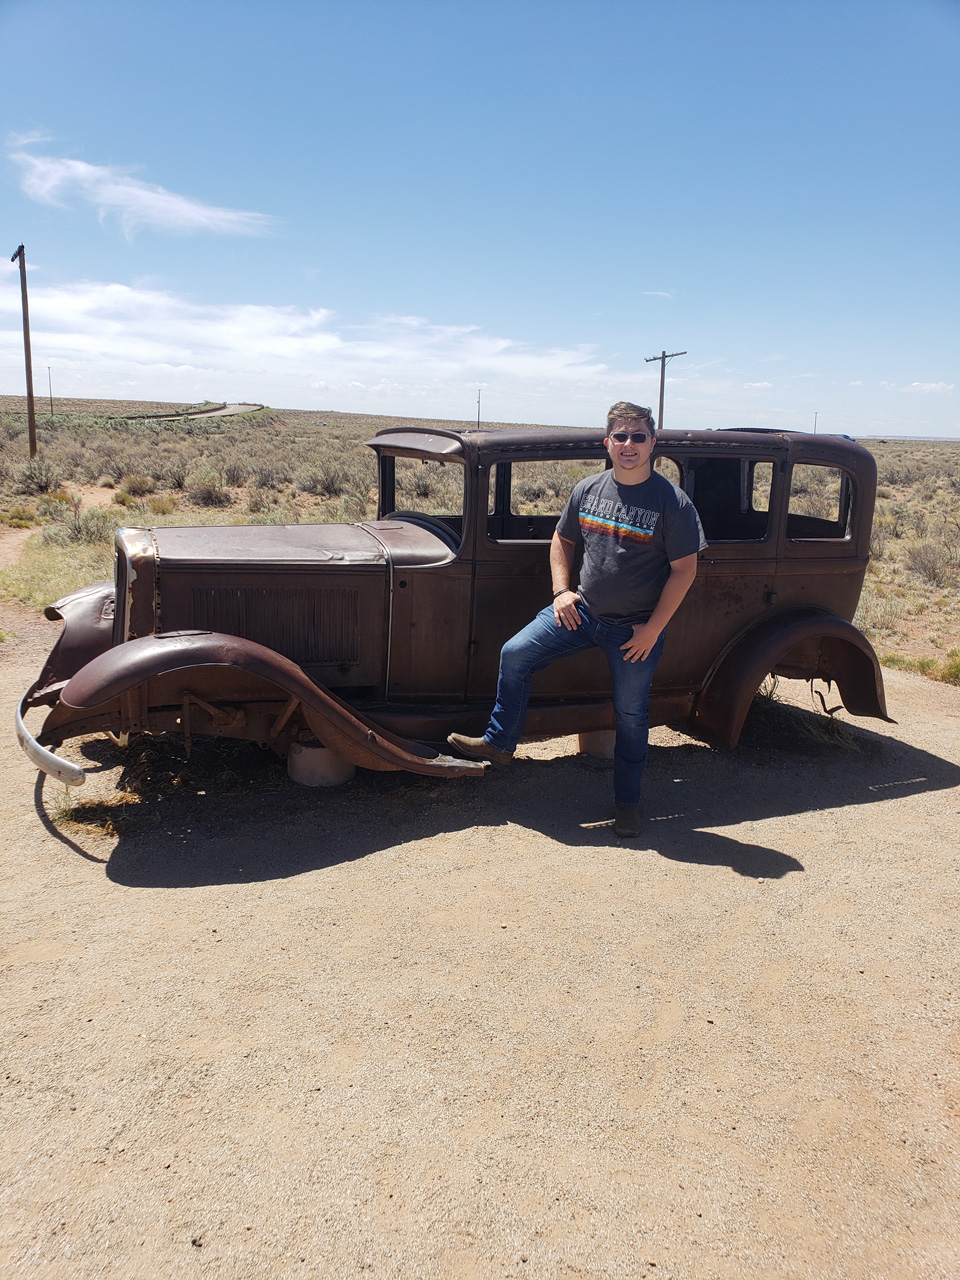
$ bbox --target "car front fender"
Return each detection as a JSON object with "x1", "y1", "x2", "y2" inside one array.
[
  {"x1": 56, "y1": 630, "x2": 486, "y2": 779},
  {"x1": 694, "y1": 608, "x2": 892, "y2": 748},
  {"x1": 31, "y1": 582, "x2": 116, "y2": 702}
]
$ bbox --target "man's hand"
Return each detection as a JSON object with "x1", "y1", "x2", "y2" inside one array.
[
  {"x1": 552, "y1": 589, "x2": 582, "y2": 630},
  {"x1": 620, "y1": 620, "x2": 662, "y2": 663},
  {"x1": 619, "y1": 553, "x2": 698, "y2": 662}
]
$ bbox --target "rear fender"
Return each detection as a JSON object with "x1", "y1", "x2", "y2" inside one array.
[
  {"x1": 695, "y1": 608, "x2": 892, "y2": 748},
  {"x1": 57, "y1": 630, "x2": 485, "y2": 779}
]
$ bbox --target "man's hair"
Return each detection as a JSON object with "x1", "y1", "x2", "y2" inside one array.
[{"x1": 605, "y1": 401, "x2": 657, "y2": 435}]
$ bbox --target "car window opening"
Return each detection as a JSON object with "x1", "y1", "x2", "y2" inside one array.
[
  {"x1": 679, "y1": 456, "x2": 774, "y2": 542},
  {"x1": 787, "y1": 464, "x2": 854, "y2": 540},
  {"x1": 380, "y1": 454, "x2": 465, "y2": 545}
]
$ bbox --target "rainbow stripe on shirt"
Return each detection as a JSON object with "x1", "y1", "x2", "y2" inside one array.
[{"x1": 579, "y1": 511, "x2": 655, "y2": 544}]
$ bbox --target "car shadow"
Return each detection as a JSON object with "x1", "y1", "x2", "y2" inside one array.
[{"x1": 37, "y1": 695, "x2": 958, "y2": 890}]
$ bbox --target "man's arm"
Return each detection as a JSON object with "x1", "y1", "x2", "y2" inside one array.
[
  {"x1": 619, "y1": 552, "x2": 698, "y2": 662},
  {"x1": 550, "y1": 531, "x2": 582, "y2": 630}
]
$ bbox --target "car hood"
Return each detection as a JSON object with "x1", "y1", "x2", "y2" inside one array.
[{"x1": 149, "y1": 519, "x2": 452, "y2": 570}]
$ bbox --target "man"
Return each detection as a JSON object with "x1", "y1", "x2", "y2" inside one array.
[{"x1": 448, "y1": 402, "x2": 706, "y2": 837}]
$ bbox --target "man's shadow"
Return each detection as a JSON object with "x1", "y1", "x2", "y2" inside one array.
[{"x1": 38, "y1": 695, "x2": 960, "y2": 889}]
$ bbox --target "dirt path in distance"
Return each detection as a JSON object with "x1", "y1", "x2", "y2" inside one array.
[
  {"x1": 0, "y1": 528, "x2": 31, "y2": 570},
  {"x1": 1, "y1": 599, "x2": 959, "y2": 1280}
]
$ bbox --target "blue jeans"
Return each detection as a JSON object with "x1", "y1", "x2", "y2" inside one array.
[{"x1": 485, "y1": 604, "x2": 665, "y2": 807}]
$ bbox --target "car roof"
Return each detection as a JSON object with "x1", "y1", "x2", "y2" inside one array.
[{"x1": 365, "y1": 425, "x2": 875, "y2": 471}]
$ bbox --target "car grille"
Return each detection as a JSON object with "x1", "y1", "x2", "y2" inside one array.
[{"x1": 190, "y1": 587, "x2": 360, "y2": 665}]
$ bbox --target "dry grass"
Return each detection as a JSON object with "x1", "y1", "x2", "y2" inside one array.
[{"x1": 856, "y1": 438, "x2": 960, "y2": 682}]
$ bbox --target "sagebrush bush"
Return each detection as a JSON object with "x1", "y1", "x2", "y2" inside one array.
[
  {"x1": 17, "y1": 455, "x2": 61, "y2": 495},
  {"x1": 162, "y1": 456, "x2": 189, "y2": 490},
  {"x1": 42, "y1": 503, "x2": 120, "y2": 545},
  {"x1": 191, "y1": 483, "x2": 232, "y2": 508},
  {"x1": 223, "y1": 459, "x2": 249, "y2": 487},
  {"x1": 906, "y1": 542, "x2": 955, "y2": 587},
  {"x1": 295, "y1": 461, "x2": 346, "y2": 497},
  {"x1": 1, "y1": 503, "x2": 35, "y2": 528},
  {"x1": 122, "y1": 473, "x2": 155, "y2": 497}
]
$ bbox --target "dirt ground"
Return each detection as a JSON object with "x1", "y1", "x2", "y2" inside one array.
[{"x1": 2, "y1": 596, "x2": 959, "y2": 1280}]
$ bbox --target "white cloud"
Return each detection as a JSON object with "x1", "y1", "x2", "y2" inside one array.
[
  {"x1": 849, "y1": 380, "x2": 863, "y2": 386},
  {"x1": 642, "y1": 290, "x2": 674, "y2": 298},
  {"x1": 9, "y1": 149, "x2": 273, "y2": 238},
  {"x1": 743, "y1": 381, "x2": 772, "y2": 389},
  {"x1": 0, "y1": 270, "x2": 632, "y2": 418},
  {"x1": 6, "y1": 129, "x2": 52, "y2": 148},
  {"x1": 3, "y1": 267, "x2": 955, "y2": 433},
  {"x1": 902, "y1": 381, "x2": 953, "y2": 394}
]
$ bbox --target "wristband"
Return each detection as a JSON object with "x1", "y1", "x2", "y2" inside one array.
[{"x1": 553, "y1": 588, "x2": 571, "y2": 598}]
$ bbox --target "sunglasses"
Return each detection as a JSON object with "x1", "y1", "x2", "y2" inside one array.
[{"x1": 609, "y1": 430, "x2": 653, "y2": 444}]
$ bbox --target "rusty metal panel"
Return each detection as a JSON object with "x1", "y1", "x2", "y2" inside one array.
[
  {"x1": 365, "y1": 430, "x2": 466, "y2": 458},
  {"x1": 774, "y1": 557, "x2": 866, "y2": 622},
  {"x1": 157, "y1": 569, "x2": 387, "y2": 689},
  {"x1": 114, "y1": 527, "x2": 157, "y2": 641},
  {"x1": 191, "y1": 586, "x2": 360, "y2": 665},
  {"x1": 152, "y1": 522, "x2": 387, "y2": 568},
  {"x1": 56, "y1": 630, "x2": 485, "y2": 778},
  {"x1": 655, "y1": 563, "x2": 779, "y2": 690},
  {"x1": 387, "y1": 565, "x2": 473, "y2": 698}
]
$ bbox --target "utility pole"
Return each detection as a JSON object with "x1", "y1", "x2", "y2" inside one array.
[
  {"x1": 644, "y1": 348, "x2": 686, "y2": 431},
  {"x1": 10, "y1": 245, "x2": 37, "y2": 458},
  {"x1": 813, "y1": 411, "x2": 818, "y2": 435},
  {"x1": 48, "y1": 367, "x2": 54, "y2": 417},
  {"x1": 477, "y1": 389, "x2": 481, "y2": 428}
]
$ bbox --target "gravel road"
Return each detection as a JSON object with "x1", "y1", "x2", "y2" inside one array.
[{"x1": 2, "y1": 598, "x2": 959, "y2": 1280}]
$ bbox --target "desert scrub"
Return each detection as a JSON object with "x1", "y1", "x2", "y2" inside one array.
[
  {"x1": 1, "y1": 503, "x2": 36, "y2": 528},
  {"x1": 42, "y1": 501, "x2": 124, "y2": 546},
  {"x1": 222, "y1": 458, "x2": 249, "y2": 487},
  {"x1": 16, "y1": 454, "x2": 61, "y2": 495},
  {"x1": 246, "y1": 487, "x2": 273, "y2": 514},
  {"x1": 295, "y1": 460, "x2": 348, "y2": 497},
  {"x1": 148, "y1": 494, "x2": 177, "y2": 515},
  {"x1": 121, "y1": 472, "x2": 155, "y2": 498},
  {"x1": 906, "y1": 541, "x2": 956, "y2": 587},
  {"x1": 881, "y1": 649, "x2": 960, "y2": 686},
  {"x1": 0, "y1": 532, "x2": 115, "y2": 608},
  {"x1": 189, "y1": 466, "x2": 232, "y2": 508},
  {"x1": 394, "y1": 458, "x2": 463, "y2": 515}
]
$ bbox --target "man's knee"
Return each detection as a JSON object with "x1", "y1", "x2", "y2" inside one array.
[
  {"x1": 503, "y1": 630, "x2": 544, "y2": 677},
  {"x1": 613, "y1": 705, "x2": 650, "y2": 731}
]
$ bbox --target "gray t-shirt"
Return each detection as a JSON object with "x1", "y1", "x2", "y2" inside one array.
[{"x1": 555, "y1": 468, "x2": 706, "y2": 625}]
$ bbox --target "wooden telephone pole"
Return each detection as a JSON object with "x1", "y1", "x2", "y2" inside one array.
[
  {"x1": 10, "y1": 245, "x2": 37, "y2": 458},
  {"x1": 644, "y1": 348, "x2": 686, "y2": 431}
]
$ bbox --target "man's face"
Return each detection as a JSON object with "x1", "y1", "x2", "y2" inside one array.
[{"x1": 604, "y1": 419, "x2": 655, "y2": 474}]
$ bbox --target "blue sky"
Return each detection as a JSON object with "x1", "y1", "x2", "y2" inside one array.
[{"x1": 1, "y1": 0, "x2": 957, "y2": 436}]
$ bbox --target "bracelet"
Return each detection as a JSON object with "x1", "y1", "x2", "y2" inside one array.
[{"x1": 552, "y1": 587, "x2": 571, "y2": 598}]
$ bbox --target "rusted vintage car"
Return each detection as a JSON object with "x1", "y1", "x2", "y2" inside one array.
[{"x1": 17, "y1": 425, "x2": 891, "y2": 788}]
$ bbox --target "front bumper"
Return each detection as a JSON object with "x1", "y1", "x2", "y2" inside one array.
[{"x1": 15, "y1": 687, "x2": 86, "y2": 788}]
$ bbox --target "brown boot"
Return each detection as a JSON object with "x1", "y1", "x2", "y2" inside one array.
[
  {"x1": 613, "y1": 804, "x2": 644, "y2": 837},
  {"x1": 447, "y1": 733, "x2": 514, "y2": 766}
]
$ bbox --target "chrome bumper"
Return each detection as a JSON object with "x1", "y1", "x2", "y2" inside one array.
[{"x1": 15, "y1": 688, "x2": 86, "y2": 788}]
